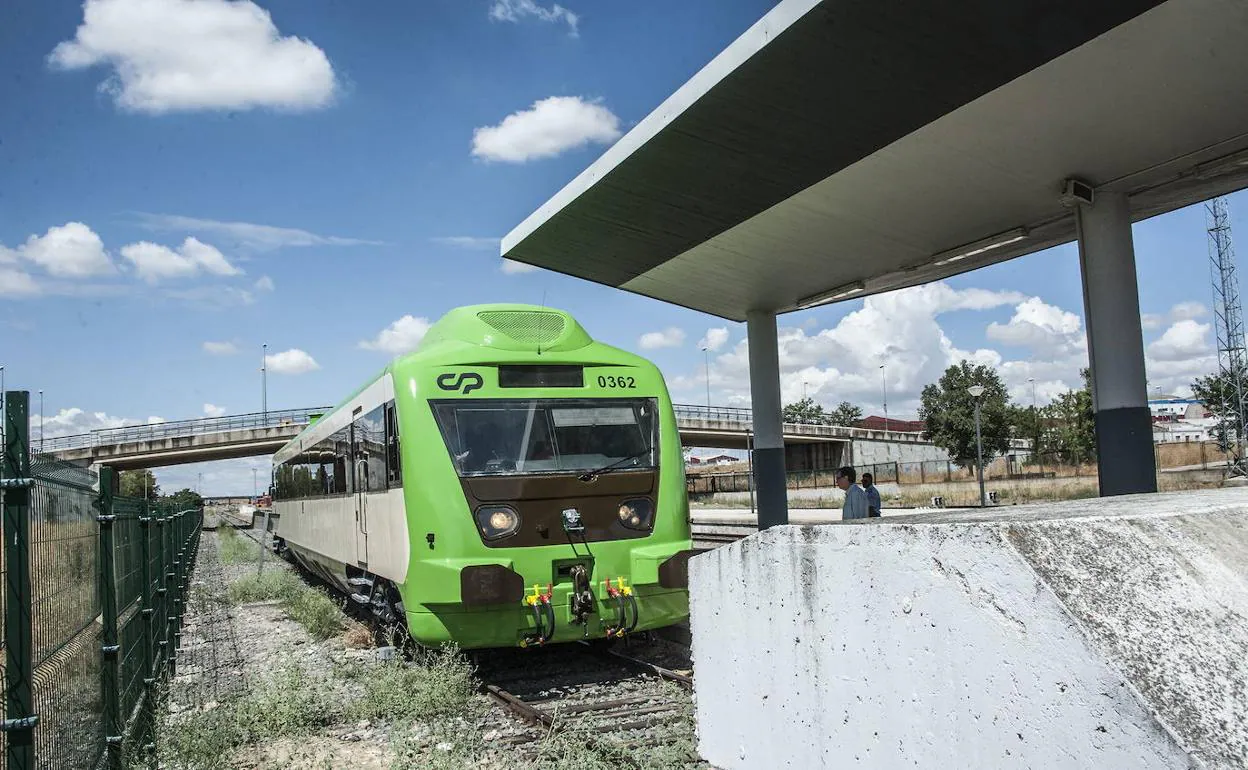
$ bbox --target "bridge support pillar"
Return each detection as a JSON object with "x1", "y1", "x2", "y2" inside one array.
[
  {"x1": 1076, "y1": 190, "x2": 1156, "y2": 496},
  {"x1": 747, "y1": 310, "x2": 788, "y2": 528}
]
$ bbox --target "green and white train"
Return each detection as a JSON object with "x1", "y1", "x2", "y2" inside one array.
[{"x1": 271, "y1": 304, "x2": 696, "y2": 649}]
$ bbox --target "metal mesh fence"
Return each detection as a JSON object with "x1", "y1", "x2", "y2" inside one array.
[
  {"x1": 28, "y1": 458, "x2": 102, "y2": 770},
  {"x1": 168, "y1": 530, "x2": 247, "y2": 711},
  {"x1": 2, "y1": 392, "x2": 202, "y2": 770}
]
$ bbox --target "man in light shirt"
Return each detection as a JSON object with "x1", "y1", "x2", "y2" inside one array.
[{"x1": 836, "y1": 465, "x2": 869, "y2": 520}]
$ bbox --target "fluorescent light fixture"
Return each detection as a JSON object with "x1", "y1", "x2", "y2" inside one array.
[
  {"x1": 931, "y1": 227, "x2": 1029, "y2": 267},
  {"x1": 1194, "y1": 149, "x2": 1248, "y2": 180},
  {"x1": 796, "y1": 280, "x2": 866, "y2": 310}
]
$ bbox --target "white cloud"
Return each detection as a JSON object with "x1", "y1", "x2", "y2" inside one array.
[
  {"x1": 488, "y1": 0, "x2": 578, "y2": 36},
  {"x1": 985, "y1": 297, "x2": 1086, "y2": 360},
  {"x1": 40, "y1": 407, "x2": 165, "y2": 438},
  {"x1": 433, "y1": 236, "x2": 500, "y2": 250},
  {"x1": 120, "y1": 237, "x2": 241, "y2": 283},
  {"x1": 638, "y1": 327, "x2": 686, "y2": 350},
  {"x1": 501, "y1": 258, "x2": 539, "y2": 274},
  {"x1": 139, "y1": 213, "x2": 380, "y2": 252},
  {"x1": 698, "y1": 327, "x2": 730, "y2": 352},
  {"x1": 48, "y1": 0, "x2": 337, "y2": 114},
  {"x1": 669, "y1": 282, "x2": 1040, "y2": 414},
  {"x1": 1170, "y1": 301, "x2": 1208, "y2": 322},
  {"x1": 264, "y1": 348, "x2": 319, "y2": 375},
  {"x1": 1144, "y1": 301, "x2": 1209, "y2": 331},
  {"x1": 0, "y1": 269, "x2": 40, "y2": 297},
  {"x1": 203, "y1": 341, "x2": 238, "y2": 355},
  {"x1": 254, "y1": 275, "x2": 275, "y2": 292},
  {"x1": 17, "y1": 222, "x2": 113, "y2": 278},
  {"x1": 359, "y1": 315, "x2": 432, "y2": 355},
  {"x1": 472, "y1": 96, "x2": 622, "y2": 163},
  {"x1": 1147, "y1": 319, "x2": 1212, "y2": 362},
  {"x1": 203, "y1": 403, "x2": 227, "y2": 418},
  {"x1": 165, "y1": 285, "x2": 254, "y2": 309}
]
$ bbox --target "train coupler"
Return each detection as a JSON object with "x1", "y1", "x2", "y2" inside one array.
[
  {"x1": 603, "y1": 577, "x2": 639, "y2": 639},
  {"x1": 519, "y1": 583, "x2": 555, "y2": 648}
]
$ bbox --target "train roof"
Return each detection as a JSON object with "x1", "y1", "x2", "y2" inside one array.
[{"x1": 275, "y1": 304, "x2": 612, "y2": 459}]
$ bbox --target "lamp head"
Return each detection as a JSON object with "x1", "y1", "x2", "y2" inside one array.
[{"x1": 967, "y1": 385, "x2": 986, "y2": 398}]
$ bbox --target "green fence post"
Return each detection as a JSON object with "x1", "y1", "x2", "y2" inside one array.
[
  {"x1": 2, "y1": 392, "x2": 36, "y2": 770},
  {"x1": 96, "y1": 467, "x2": 122, "y2": 770},
  {"x1": 173, "y1": 512, "x2": 186, "y2": 661},
  {"x1": 137, "y1": 498, "x2": 156, "y2": 762},
  {"x1": 166, "y1": 509, "x2": 179, "y2": 679},
  {"x1": 154, "y1": 507, "x2": 168, "y2": 679}
]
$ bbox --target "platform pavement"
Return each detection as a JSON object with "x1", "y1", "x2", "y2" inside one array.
[{"x1": 690, "y1": 487, "x2": 1248, "y2": 769}]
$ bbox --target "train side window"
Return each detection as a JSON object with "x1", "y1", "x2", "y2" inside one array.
[{"x1": 385, "y1": 401, "x2": 402, "y2": 487}]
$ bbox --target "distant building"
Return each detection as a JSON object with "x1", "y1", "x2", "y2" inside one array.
[
  {"x1": 1153, "y1": 421, "x2": 1212, "y2": 443},
  {"x1": 687, "y1": 453, "x2": 739, "y2": 466},
  {"x1": 1148, "y1": 397, "x2": 1215, "y2": 443},
  {"x1": 855, "y1": 415, "x2": 926, "y2": 433},
  {"x1": 1148, "y1": 397, "x2": 1209, "y2": 422}
]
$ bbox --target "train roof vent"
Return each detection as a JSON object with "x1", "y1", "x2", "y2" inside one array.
[{"x1": 477, "y1": 310, "x2": 566, "y2": 345}]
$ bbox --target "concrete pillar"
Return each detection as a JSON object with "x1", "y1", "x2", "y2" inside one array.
[
  {"x1": 747, "y1": 310, "x2": 788, "y2": 528},
  {"x1": 1076, "y1": 190, "x2": 1157, "y2": 496}
]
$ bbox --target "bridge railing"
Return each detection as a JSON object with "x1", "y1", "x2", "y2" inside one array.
[
  {"x1": 672, "y1": 402, "x2": 930, "y2": 441},
  {"x1": 40, "y1": 406, "x2": 333, "y2": 453}
]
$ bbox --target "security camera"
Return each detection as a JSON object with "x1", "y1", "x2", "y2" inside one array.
[{"x1": 1059, "y1": 178, "x2": 1094, "y2": 208}]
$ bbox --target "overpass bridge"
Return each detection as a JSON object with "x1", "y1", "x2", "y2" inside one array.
[{"x1": 39, "y1": 404, "x2": 961, "y2": 471}]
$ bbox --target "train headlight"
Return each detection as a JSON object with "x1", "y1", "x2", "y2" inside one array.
[
  {"x1": 476, "y1": 506, "x2": 520, "y2": 541},
  {"x1": 617, "y1": 498, "x2": 654, "y2": 531}
]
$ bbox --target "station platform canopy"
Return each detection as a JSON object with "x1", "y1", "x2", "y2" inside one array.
[{"x1": 502, "y1": 0, "x2": 1248, "y2": 322}]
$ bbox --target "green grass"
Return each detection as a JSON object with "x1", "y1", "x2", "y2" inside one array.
[
  {"x1": 284, "y1": 585, "x2": 345, "y2": 641},
  {"x1": 350, "y1": 644, "x2": 475, "y2": 723},
  {"x1": 228, "y1": 569, "x2": 343, "y2": 640},
  {"x1": 160, "y1": 665, "x2": 342, "y2": 770},
  {"x1": 227, "y1": 568, "x2": 303, "y2": 604},
  {"x1": 216, "y1": 526, "x2": 259, "y2": 564}
]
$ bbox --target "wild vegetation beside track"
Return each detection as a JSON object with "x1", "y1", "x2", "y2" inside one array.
[{"x1": 160, "y1": 529, "x2": 705, "y2": 770}]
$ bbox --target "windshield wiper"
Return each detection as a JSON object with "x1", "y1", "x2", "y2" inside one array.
[{"x1": 577, "y1": 449, "x2": 651, "y2": 482}]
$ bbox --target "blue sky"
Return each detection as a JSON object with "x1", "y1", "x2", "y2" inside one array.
[{"x1": 1, "y1": 0, "x2": 1240, "y2": 494}]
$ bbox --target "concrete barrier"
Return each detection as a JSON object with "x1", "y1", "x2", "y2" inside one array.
[{"x1": 689, "y1": 488, "x2": 1248, "y2": 769}]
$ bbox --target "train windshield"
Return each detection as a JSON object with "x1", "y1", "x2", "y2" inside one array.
[{"x1": 432, "y1": 398, "x2": 658, "y2": 477}]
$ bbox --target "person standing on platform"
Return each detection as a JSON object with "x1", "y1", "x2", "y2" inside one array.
[
  {"x1": 862, "y1": 472, "x2": 882, "y2": 518},
  {"x1": 836, "y1": 466, "x2": 869, "y2": 520}
]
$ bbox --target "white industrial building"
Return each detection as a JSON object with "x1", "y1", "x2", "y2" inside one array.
[{"x1": 1149, "y1": 397, "x2": 1215, "y2": 443}]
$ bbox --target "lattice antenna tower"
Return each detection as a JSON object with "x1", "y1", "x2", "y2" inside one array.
[{"x1": 1207, "y1": 196, "x2": 1248, "y2": 475}]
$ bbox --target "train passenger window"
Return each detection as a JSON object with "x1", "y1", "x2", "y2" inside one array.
[
  {"x1": 385, "y1": 401, "x2": 402, "y2": 487},
  {"x1": 354, "y1": 406, "x2": 387, "y2": 492}
]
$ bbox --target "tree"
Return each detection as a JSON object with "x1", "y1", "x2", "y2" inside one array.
[
  {"x1": 161, "y1": 488, "x2": 204, "y2": 512},
  {"x1": 782, "y1": 397, "x2": 828, "y2": 425},
  {"x1": 918, "y1": 361, "x2": 1012, "y2": 469},
  {"x1": 1035, "y1": 368, "x2": 1096, "y2": 465},
  {"x1": 827, "y1": 401, "x2": 864, "y2": 426},
  {"x1": 120, "y1": 469, "x2": 159, "y2": 501},
  {"x1": 1192, "y1": 366, "x2": 1247, "y2": 452}
]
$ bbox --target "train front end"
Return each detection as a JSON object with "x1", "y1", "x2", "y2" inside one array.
[{"x1": 395, "y1": 305, "x2": 695, "y2": 649}]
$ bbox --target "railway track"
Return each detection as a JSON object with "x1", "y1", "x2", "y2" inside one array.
[{"x1": 474, "y1": 637, "x2": 700, "y2": 766}]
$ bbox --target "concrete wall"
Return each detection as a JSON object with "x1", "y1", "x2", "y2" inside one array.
[
  {"x1": 690, "y1": 489, "x2": 1248, "y2": 769},
  {"x1": 850, "y1": 438, "x2": 952, "y2": 465}
]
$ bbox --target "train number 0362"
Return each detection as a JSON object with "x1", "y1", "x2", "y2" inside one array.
[{"x1": 597, "y1": 375, "x2": 636, "y2": 388}]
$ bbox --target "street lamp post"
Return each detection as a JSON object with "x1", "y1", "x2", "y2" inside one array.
[
  {"x1": 880, "y1": 365, "x2": 889, "y2": 433},
  {"x1": 1028, "y1": 377, "x2": 1042, "y2": 475},
  {"x1": 38, "y1": 389, "x2": 44, "y2": 454},
  {"x1": 968, "y1": 385, "x2": 987, "y2": 507},
  {"x1": 701, "y1": 347, "x2": 711, "y2": 409},
  {"x1": 262, "y1": 343, "x2": 268, "y2": 419}
]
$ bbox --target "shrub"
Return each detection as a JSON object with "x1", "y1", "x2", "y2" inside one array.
[{"x1": 351, "y1": 644, "x2": 475, "y2": 723}]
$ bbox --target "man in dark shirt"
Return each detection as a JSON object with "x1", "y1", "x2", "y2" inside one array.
[{"x1": 862, "y1": 472, "x2": 882, "y2": 517}]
